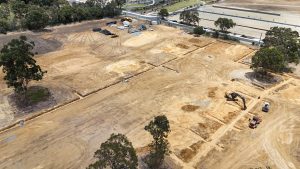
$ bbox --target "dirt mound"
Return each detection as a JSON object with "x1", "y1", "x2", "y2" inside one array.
[
  {"x1": 189, "y1": 38, "x2": 202, "y2": 44},
  {"x1": 176, "y1": 43, "x2": 189, "y2": 49},
  {"x1": 208, "y1": 87, "x2": 218, "y2": 98},
  {"x1": 179, "y1": 148, "x2": 196, "y2": 162},
  {"x1": 178, "y1": 141, "x2": 205, "y2": 162},
  {"x1": 181, "y1": 105, "x2": 200, "y2": 112},
  {"x1": 0, "y1": 35, "x2": 62, "y2": 55}
]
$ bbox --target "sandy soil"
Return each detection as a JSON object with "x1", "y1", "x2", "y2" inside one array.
[{"x1": 0, "y1": 20, "x2": 299, "y2": 169}]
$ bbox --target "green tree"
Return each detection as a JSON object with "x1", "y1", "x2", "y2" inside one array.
[
  {"x1": 0, "y1": 36, "x2": 46, "y2": 93},
  {"x1": 85, "y1": 0, "x2": 105, "y2": 7},
  {"x1": 87, "y1": 133, "x2": 138, "y2": 169},
  {"x1": 25, "y1": 8, "x2": 49, "y2": 30},
  {"x1": 102, "y1": 1, "x2": 121, "y2": 17},
  {"x1": 179, "y1": 10, "x2": 199, "y2": 25},
  {"x1": 251, "y1": 47, "x2": 287, "y2": 74},
  {"x1": 72, "y1": 6, "x2": 89, "y2": 22},
  {"x1": 29, "y1": 0, "x2": 68, "y2": 6},
  {"x1": 0, "y1": 0, "x2": 8, "y2": 3},
  {"x1": 214, "y1": 17, "x2": 236, "y2": 32},
  {"x1": 115, "y1": 0, "x2": 125, "y2": 9},
  {"x1": 87, "y1": 6, "x2": 103, "y2": 19},
  {"x1": 0, "y1": 3, "x2": 10, "y2": 19},
  {"x1": 263, "y1": 27, "x2": 300, "y2": 64},
  {"x1": 51, "y1": 0, "x2": 69, "y2": 7},
  {"x1": 158, "y1": 8, "x2": 169, "y2": 19},
  {"x1": 58, "y1": 5, "x2": 74, "y2": 24},
  {"x1": 193, "y1": 26, "x2": 205, "y2": 35},
  {"x1": 144, "y1": 115, "x2": 171, "y2": 169},
  {"x1": 30, "y1": 0, "x2": 55, "y2": 6},
  {"x1": 0, "y1": 19, "x2": 9, "y2": 34},
  {"x1": 10, "y1": 0, "x2": 28, "y2": 18}
]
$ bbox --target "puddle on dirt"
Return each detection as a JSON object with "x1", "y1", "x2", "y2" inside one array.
[
  {"x1": 0, "y1": 135, "x2": 16, "y2": 144},
  {"x1": 181, "y1": 99, "x2": 211, "y2": 112},
  {"x1": 181, "y1": 105, "x2": 200, "y2": 112}
]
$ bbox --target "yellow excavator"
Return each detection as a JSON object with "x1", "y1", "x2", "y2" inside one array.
[{"x1": 225, "y1": 92, "x2": 247, "y2": 110}]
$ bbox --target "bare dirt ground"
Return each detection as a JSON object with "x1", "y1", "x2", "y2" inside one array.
[
  {"x1": 219, "y1": 0, "x2": 300, "y2": 14},
  {"x1": 0, "y1": 19, "x2": 299, "y2": 169}
]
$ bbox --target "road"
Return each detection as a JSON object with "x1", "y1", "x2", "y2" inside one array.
[{"x1": 168, "y1": 5, "x2": 300, "y2": 38}]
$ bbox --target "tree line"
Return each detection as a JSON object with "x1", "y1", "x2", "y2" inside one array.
[
  {"x1": 251, "y1": 27, "x2": 300, "y2": 74},
  {"x1": 0, "y1": 0, "x2": 125, "y2": 33},
  {"x1": 158, "y1": 8, "x2": 236, "y2": 36}
]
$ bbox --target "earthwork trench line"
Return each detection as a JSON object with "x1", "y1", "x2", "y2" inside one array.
[
  {"x1": 0, "y1": 67, "x2": 159, "y2": 134},
  {"x1": 188, "y1": 78, "x2": 294, "y2": 167},
  {"x1": 235, "y1": 50, "x2": 257, "y2": 63}
]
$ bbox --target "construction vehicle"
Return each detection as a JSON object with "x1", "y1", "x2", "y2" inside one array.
[
  {"x1": 100, "y1": 29, "x2": 113, "y2": 35},
  {"x1": 121, "y1": 17, "x2": 132, "y2": 22},
  {"x1": 106, "y1": 21, "x2": 117, "y2": 26},
  {"x1": 127, "y1": 25, "x2": 139, "y2": 34},
  {"x1": 225, "y1": 92, "x2": 247, "y2": 110},
  {"x1": 92, "y1": 28, "x2": 102, "y2": 32},
  {"x1": 139, "y1": 24, "x2": 147, "y2": 31},
  {"x1": 262, "y1": 102, "x2": 270, "y2": 112},
  {"x1": 249, "y1": 116, "x2": 262, "y2": 129},
  {"x1": 111, "y1": 34, "x2": 119, "y2": 38}
]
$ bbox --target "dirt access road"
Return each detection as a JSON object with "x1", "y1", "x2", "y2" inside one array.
[{"x1": 0, "y1": 20, "x2": 299, "y2": 169}]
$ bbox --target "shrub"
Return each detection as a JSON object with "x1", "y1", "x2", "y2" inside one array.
[{"x1": 193, "y1": 26, "x2": 205, "y2": 35}]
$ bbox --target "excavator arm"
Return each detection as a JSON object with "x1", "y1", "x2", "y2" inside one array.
[
  {"x1": 225, "y1": 92, "x2": 247, "y2": 110},
  {"x1": 238, "y1": 95, "x2": 247, "y2": 110}
]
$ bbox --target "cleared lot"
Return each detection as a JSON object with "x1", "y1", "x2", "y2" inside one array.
[{"x1": 0, "y1": 20, "x2": 299, "y2": 169}]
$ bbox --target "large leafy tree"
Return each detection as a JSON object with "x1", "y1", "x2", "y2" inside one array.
[
  {"x1": 263, "y1": 27, "x2": 300, "y2": 64},
  {"x1": 214, "y1": 17, "x2": 236, "y2": 32},
  {"x1": 25, "y1": 7, "x2": 49, "y2": 30},
  {"x1": 29, "y1": 0, "x2": 68, "y2": 6},
  {"x1": 85, "y1": 0, "x2": 105, "y2": 7},
  {"x1": 88, "y1": 133, "x2": 138, "y2": 169},
  {"x1": 0, "y1": 3, "x2": 10, "y2": 19},
  {"x1": 144, "y1": 115, "x2": 171, "y2": 169},
  {"x1": 0, "y1": 19, "x2": 9, "y2": 34},
  {"x1": 10, "y1": 0, "x2": 28, "y2": 18},
  {"x1": 0, "y1": 36, "x2": 46, "y2": 93},
  {"x1": 58, "y1": 5, "x2": 74, "y2": 24},
  {"x1": 251, "y1": 47, "x2": 287, "y2": 74},
  {"x1": 180, "y1": 10, "x2": 200, "y2": 25},
  {"x1": 158, "y1": 8, "x2": 169, "y2": 19},
  {"x1": 0, "y1": 0, "x2": 8, "y2": 3},
  {"x1": 115, "y1": 0, "x2": 126, "y2": 9}
]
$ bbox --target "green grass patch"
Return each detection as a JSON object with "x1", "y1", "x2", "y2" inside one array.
[
  {"x1": 124, "y1": 3, "x2": 146, "y2": 9},
  {"x1": 26, "y1": 87, "x2": 50, "y2": 104},
  {"x1": 165, "y1": 0, "x2": 202, "y2": 12}
]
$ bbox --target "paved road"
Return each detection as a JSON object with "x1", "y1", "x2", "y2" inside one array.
[{"x1": 169, "y1": 5, "x2": 300, "y2": 38}]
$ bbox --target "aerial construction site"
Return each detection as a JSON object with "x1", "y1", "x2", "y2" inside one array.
[{"x1": 0, "y1": 1, "x2": 300, "y2": 169}]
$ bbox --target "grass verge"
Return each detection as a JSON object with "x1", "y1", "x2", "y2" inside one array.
[{"x1": 166, "y1": 0, "x2": 202, "y2": 12}]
